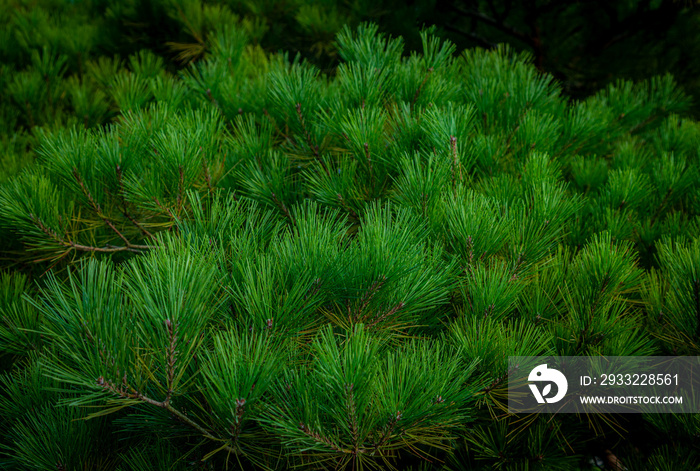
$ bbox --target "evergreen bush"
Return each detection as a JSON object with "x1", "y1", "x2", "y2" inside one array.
[{"x1": 1, "y1": 8, "x2": 700, "y2": 471}]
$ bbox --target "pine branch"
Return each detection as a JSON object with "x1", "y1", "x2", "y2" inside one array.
[
  {"x1": 372, "y1": 411, "x2": 402, "y2": 454},
  {"x1": 353, "y1": 276, "x2": 386, "y2": 323},
  {"x1": 152, "y1": 197, "x2": 178, "y2": 224},
  {"x1": 164, "y1": 318, "x2": 177, "y2": 406},
  {"x1": 71, "y1": 241, "x2": 148, "y2": 254},
  {"x1": 205, "y1": 88, "x2": 221, "y2": 109},
  {"x1": 73, "y1": 167, "x2": 151, "y2": 250},
  {"x1": 230, "y1": 398, "x2": 246, "y2": 443},
  {"x1": 450, "y1": 135, "x2": 460, "y2": 196},
  {"x1": 337, "y1": 193, "x2": 359, "y2": 220},
  {"x1": 29, "y1": 213, "x2": 147, "y2": 254},
  {"x1": 298, "y1": 423, "x2": 347, "y2": 454},
  {"x1": 649, "y1": 187, "x2": 673, "y2": 227},
  {"x1": 176, "y1": 165, "x2": 185, "y2": 215},
  {"x1": 29, "y1": 213, "x2": 65, "y2": 246},
  {"x1": 202, "y1": 158, "x2": 214, "y2": 195},
  {"x1": 115, "y1": 164, "x2": 154, "y2": 238},
  {"x1": 23, "y1": 101, "x2": 36, "y2": 128},
  {"x1": 364, "y1": 142, "x2": 374, "y2": 188},
  {"x1": 345, "y1": 383, "x2": 360, "y2": 453},
  {"x1": 73, "y1": 167, "x2": 130, "y2": 245},
  {"x1": 97, "y1": 375, "x2": 237, "y2": 454},
  {"x1": 296, "y1": 102, "x2": 329, "y2": 176},
  {"x1": 271, "y1": 192, "x2": 295, "y2": 227},
  {"x1": 411, "y1": 67, "x2": 433, "y2": 109},
  {"x1": 366, "y1": 302, "x2": 405, "y2": 329}
]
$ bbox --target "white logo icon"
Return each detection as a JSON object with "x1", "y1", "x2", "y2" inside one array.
[{"x1": 528, "y1": 364, "x2": 568, "y2": 404}]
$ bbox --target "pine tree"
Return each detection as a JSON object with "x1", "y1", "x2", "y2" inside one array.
[{"x1": 0, "y1": 13, "x2": 700, "y2": 471}]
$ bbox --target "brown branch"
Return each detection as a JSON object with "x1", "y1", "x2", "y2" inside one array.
[
  {"x1": 649, "y1": 187, "x2": 673, "y2": 227},
  {"x1": 176, "y1": 165, "x2": 185, "y2": 214},
  {"x1": 152, "y1": 197, "x2": 177, "y2": 223},
  {"x1": 262, "y1": 108, "x2": 285, "y2": 141},
  {"x1": 98, "y1": 375, "x2": 236, "y2": 454},
  {"x1": 202, "y1": 158, "x2": 214, "y2": 195},
  {"x1": 366, "y1": 301, "x2": 406, "y2": 329},
  {"x1": 450, "y1": 135, "x2": 460, "y2": 197},
  {"x1": 176, "y1": 5, "x2": 205, "y2": 45},
  {"x1": 68, "y1": 242, "x2": 146, "y2": 253},
  {"x1": 296, "y1": 103, "x2": 329, "y2": 176},
  {"x1": 116, "y1": 164, "x2": 154, "y2": 238},
  {"x1": 230, "y1": 398, "x2": 246, "y2": 443},
  {"x1": 73, "y1": 167, "x2": 132, "y2": 247},
  {"x1": 482, "y1": 373, "x2": 508, "y2": 394},
  {"x1": 97, "y1": 375, "x2": 159, "y2": 405},
  {"x1": 355, "y1": 276, "x2": 387, "y2": 323},
  {"x1": 29, "y1": 214, "x2": 148, "y2": 254},
  {"x1": 164, "y1": 318, "x2": 178, "y2": 405},
  {"x1": 345, "y1": 383, "x2": 360, "y2": 453},
  {"x1": 411, "y1": 67, "x2": 434, "y2": 109},
  {"x1": 29, "y1": 214, "x2": 65, "y2": 245},
  {"x1": 372, "y1": 411, "x2": 402, "y2": 454},
  {"x1": 466, "y1": 235, "x2": 474, "y2": 271},
  {"x1": 73, "y1": 167, "x2": 153, "y2": 251},
  {"x1": 298, "y1": 423, "x2": 347, "y2": 454},
  {"x1": 206, "y1": 88, "x2": 221, "y2": 109},
  {"x1": 24, "y1": 101, "x2": 36, "y2": 128},
  {"x1": 510, "y1": 252, "x2": 525, "y2": 281},
  {"x1": 302, "y1": 278, "x2": 322, "y2": 306},
  {"x1": 576, "y1": 273, "x2": 612, "y2": 351},
  {"x1": 337, "y1": 193, "x2": 359, "y2": 220},
  {"x1": 364, "y1": 142, "x2": 374, "y2": 188},
  {"x1": 271, "y1": 192, "x2": 295, "y2": 227},
  {"x1": 165, "y1": 402, "x2": 235, "y2": 454}
]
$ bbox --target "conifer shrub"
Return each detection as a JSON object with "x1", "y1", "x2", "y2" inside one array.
[{"x1": 0, "y1": 17, "x2": 700, "y2": 471}]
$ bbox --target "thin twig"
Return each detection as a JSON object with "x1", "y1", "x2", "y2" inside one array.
[
  {"x1": 116, "y1": 164, "x2": 154, "y2": 238},
  {"x1": 30, "y1": 214, "x2": 149, "y2": 254},
  {"x1": 73, "y1": 167, "x2": 131, "y2": 247},
  {"x1": 411, "y1": 67, "x2": 434, "y2": 109},
  {"x1": 164, "y1": 319, "x2": 178, "y2": 406},
  {"x1": 176, "y1": 165, "x2": 185, "y2": 215},
  {"x1": 298, "y1": 423, "x2": 347, "y2": 454},
  {"x1": 356, "y1": 276, "x2": 386, "y2": 323},
  {"x1": 296, "y1": 103, "x2": 329, "y2": 176},
  {"x1": 367, "y1": 302, "x2": 405, "y2": 329},
  {"x1": 345, "y1": 383, "x2": 360, "y2": 454},
  {"x1": 98, "y1": 375, "x2": 237, "y2": 454}
]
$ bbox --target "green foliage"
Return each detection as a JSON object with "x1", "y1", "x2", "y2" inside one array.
[
  {"x1": 264, "y1": 325, "x2": 478, "y2": 469},
  {"x1": 0, "y1": 272, "x2": 42, "y2": 360},
  {"x1": 0, "y1": 16, "x2": 699, "y2": 471},
  {"x1": 0, "y1": 358, "x2": 118, "y2": 470}
]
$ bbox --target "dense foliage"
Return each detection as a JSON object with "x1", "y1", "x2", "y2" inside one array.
[
  {"x1": 3, "y1": 0, "x2": 700, "y2": 182},
  {"x1": 1, "y1": 2, "x2": 700, "y2": 470}
]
